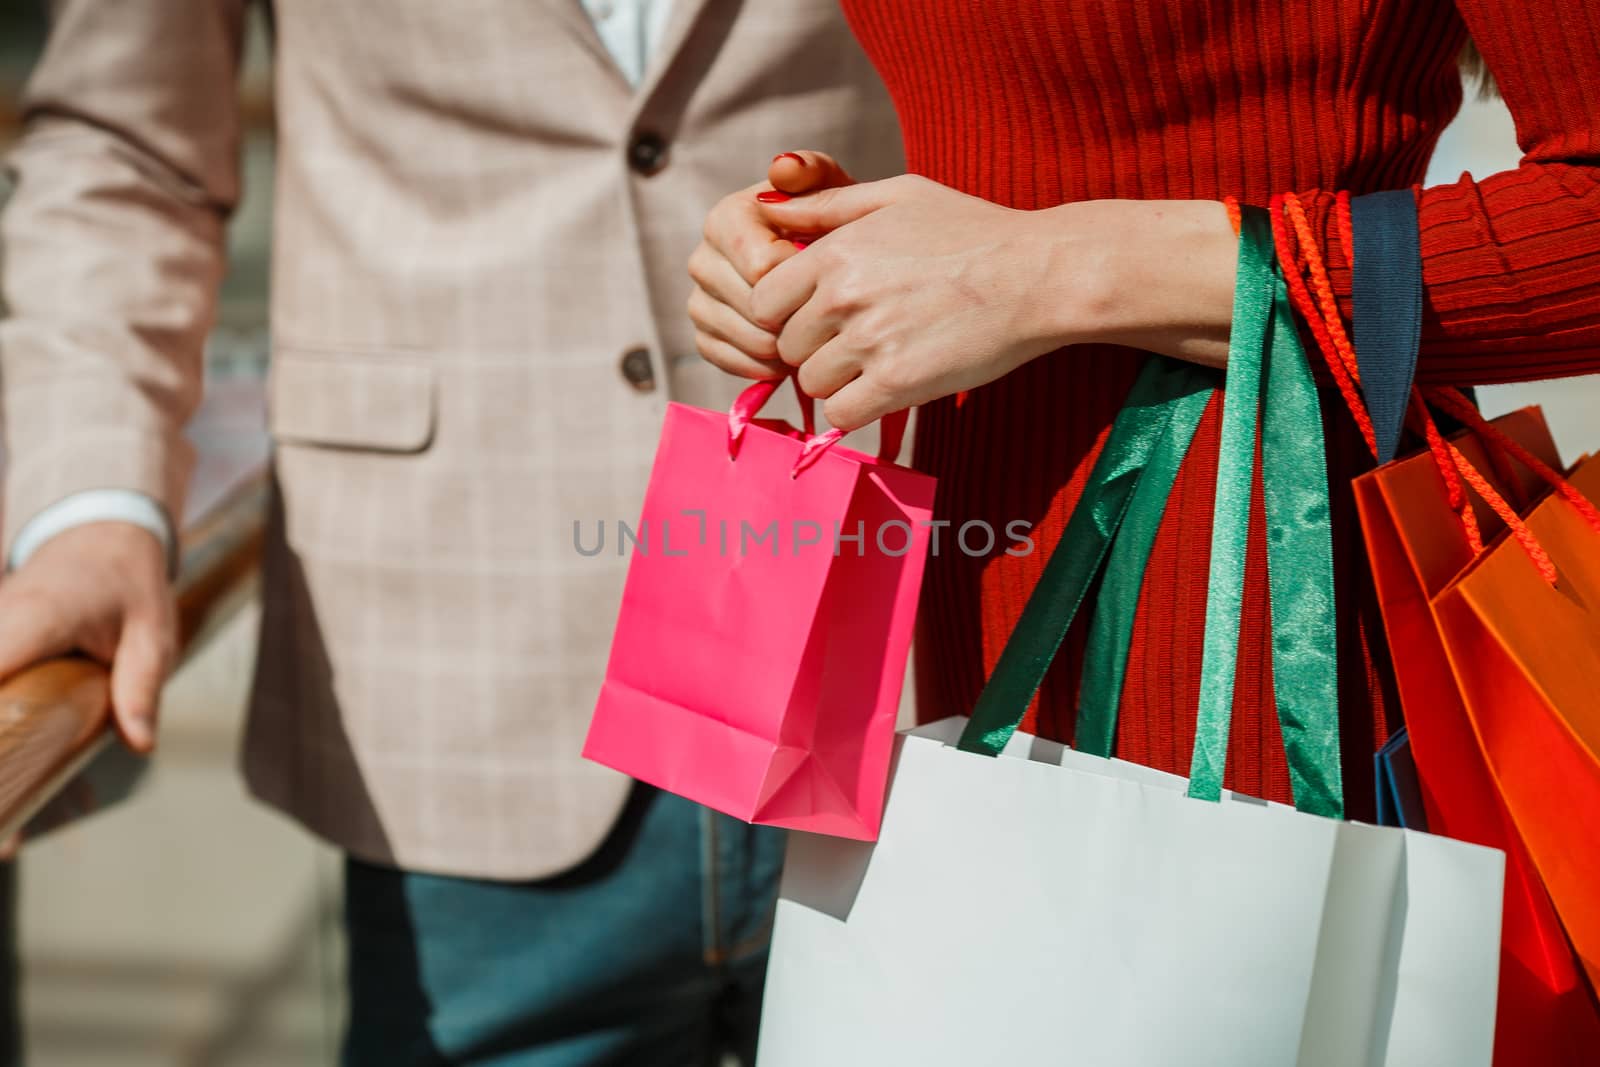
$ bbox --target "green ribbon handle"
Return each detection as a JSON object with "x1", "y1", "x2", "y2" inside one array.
[
  {"x1": 1258, "y1": 229, "x2": 1343, "y2": 817},
  {"x1": 1185, "y1": 207, "x2": 1343, "y2": 816},
  {"x1": 956, "y1": 358, "x2": 1217, "y2": 757},
  {"x1": 1074, "y1": 383, "x2": 1212, "y2": 757},
  {"x1": 1183, "y1": 211, "x2": 1274, "y2": 802},
  {"x1": 960, "y1": 206, "x2": 1344, "y2": 818}
]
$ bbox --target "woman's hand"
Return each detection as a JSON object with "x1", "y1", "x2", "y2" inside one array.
[
  {"x1": 749, "y1": 175, "x2": 1240, "y2": 430},
  {"x1": 686, "y1": 152, "x2": 860, "y2": 381}
]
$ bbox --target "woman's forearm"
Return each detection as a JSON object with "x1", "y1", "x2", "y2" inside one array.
[{"x1": 1026, "y1": 198, "x2": 1239, "y2": 368}]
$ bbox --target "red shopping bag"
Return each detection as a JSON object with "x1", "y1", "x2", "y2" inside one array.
[
  {"x1": 1433, "y1": 443, "x2": 1600, "y2": 992},
  {"x1": 1355, "y1": 408, "x2": 1600, "y2": 1059},
  {"x1": 585, "y1": 380, "x2": 936, "y2": 840}
]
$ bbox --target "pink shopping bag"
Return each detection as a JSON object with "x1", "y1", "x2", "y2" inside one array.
[{"x1": 585, "y1": 379, "x2": 936, "y2": 840}]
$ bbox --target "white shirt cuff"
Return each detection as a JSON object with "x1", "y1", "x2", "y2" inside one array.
[{"x1": 9, "y1": 490, "x2": 177, "y2": 575}]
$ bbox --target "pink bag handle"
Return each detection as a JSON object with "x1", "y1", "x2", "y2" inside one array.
[{"x1": 727, "y1": 376, "x2": 911, "y2": 477}]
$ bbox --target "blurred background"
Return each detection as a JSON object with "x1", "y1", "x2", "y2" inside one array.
[{"x1": 0, "y1": 5, "x2": 1596, "y2": 1065}]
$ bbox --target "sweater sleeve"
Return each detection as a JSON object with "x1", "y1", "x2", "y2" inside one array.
[{"x1": 1284, "y1": 0, "x2": 1600, "y2": 386}]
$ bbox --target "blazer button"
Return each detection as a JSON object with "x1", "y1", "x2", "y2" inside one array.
[
  {"x1": 628, "y1": 131, "x2": 669, "y2": 176},
  {"x1": 619, "y1": 347, "x2": 656, "y2": 392}
]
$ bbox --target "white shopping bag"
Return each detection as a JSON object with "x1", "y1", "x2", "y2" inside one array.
[
  {"x1": 758, "y1": 217, "x2": 1504, "y2": 1066},
  {"x1": 757, "y1": 718, "x2": 1503, "y2": 1067}
]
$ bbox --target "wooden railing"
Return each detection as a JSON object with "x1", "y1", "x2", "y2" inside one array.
[{"x1": 0, "y1": 466, "x2": 269, "y2": 840}]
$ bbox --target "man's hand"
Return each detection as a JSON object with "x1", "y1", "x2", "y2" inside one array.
[
  {"x1": 687, "y1": 151, "x2": 859, "y2": 380},
  {"x1": 0, "y1": 522, "x2": 176, "y2": 754}
]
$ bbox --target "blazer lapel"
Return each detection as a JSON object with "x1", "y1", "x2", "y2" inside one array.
[
  {"x1": 631, "y1": 0, "x2": 715, "y2": 113},
  {"x1": 541, "y1": 0, "x2": 635, "y2": 89}
]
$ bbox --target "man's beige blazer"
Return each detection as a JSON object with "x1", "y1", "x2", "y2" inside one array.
[{"x1": 0, "y1": 0, "x2": 902, "y2": 879}]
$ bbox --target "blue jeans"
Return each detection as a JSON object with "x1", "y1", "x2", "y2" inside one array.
[{"x1": 342, "y1": 786, "x2": 786, "y2": 1066}]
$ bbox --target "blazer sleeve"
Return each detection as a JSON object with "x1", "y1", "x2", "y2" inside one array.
[
  {"x1": 1278, "y1": 0, "x2": 1600, "y2": 386},
  {"x1": 0, "y1": 0, "x2": 248, "y2": 553}
]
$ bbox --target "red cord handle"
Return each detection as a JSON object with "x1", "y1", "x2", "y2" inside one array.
[
  {"x1": 1272, "y1": 191, "x2": 1600, "y2": 585},
  {"x1": 1425, "y1": 385, "x2": 1600, "y2": 538},
  {"x1": 1274, "y1": 192, "x2": 1380, "y2": 459},
  {"x1": 1277, "y1": 191, "x2": 1482, "y2": 545}
]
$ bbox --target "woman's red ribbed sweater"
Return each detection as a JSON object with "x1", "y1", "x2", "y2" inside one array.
[{"x1": 838, "y1": 0, "x2": 1600, "y2": 815}]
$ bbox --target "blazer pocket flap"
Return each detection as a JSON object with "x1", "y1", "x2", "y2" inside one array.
[{"x1": 268, "y1": 352, "x2": 436, "y2": 453}]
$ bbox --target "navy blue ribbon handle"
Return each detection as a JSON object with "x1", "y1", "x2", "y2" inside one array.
[{"x1": 1350, "y1": 189, "x2": 1424, "y2": 464}]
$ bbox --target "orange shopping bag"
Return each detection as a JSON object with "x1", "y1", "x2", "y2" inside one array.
[
  {"x1": 1355, "y1": 408, "x2": 1600, "y2": 1060},
  {"x1": 1433, "y1": 445, "x2": 1600, "y2": 991}
]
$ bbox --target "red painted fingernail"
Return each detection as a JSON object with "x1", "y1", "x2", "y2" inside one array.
[
  {"x1": 756, "y1": 190, "x2": 792, "y2": 203},
  {"x1": 773, "y1": 152, "x2": 808, "y2": 167},
  {"x1": 789, "y1": 239, "x2": 810, "y2": 250}
]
